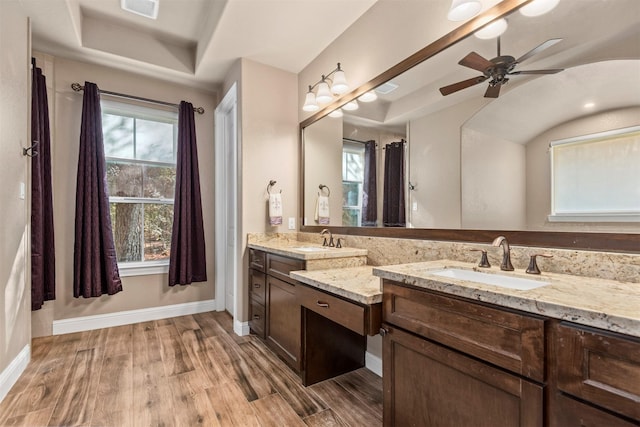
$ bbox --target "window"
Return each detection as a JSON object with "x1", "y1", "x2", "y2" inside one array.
[
  {"x1": 102, "y1": 100, "x2": 178, "y2": 275},
  {"x1": 342, "y1": 142, "x2": 365, "y2": 226},
  {"x1": 549, "y1": 125, "x2": 640, "y2": 222}
]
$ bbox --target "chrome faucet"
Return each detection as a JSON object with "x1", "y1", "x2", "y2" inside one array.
[
  {"x1": 492, "y1": 236, "x2": 514, "y2": 271},
  {"x1": 320, "y1": 228, "x2": 334, "y2": 247}
]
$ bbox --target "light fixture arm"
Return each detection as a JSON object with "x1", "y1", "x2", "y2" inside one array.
[{"x1": 306, "y1": 63, "x2": 343, "y2": 92}]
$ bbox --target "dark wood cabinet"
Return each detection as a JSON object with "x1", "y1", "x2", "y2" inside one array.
[
  {"x1": 383, "y1": 323, "x2": 543, "y2": 427},
  {"x1": 266, "y1": 275, "x2": 301, "y2": 371},
  {"x1": 553, "y1": 322, "x2": 640, "y2": 425},
  {"x1": 248, "y1": 249, "x2": 266, "y2": 338},
  {"x1": 382, "y1": 280, "x2": 545, "y2": 427}
]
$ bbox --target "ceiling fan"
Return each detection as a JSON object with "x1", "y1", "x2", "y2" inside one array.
[{"x1": 439, "y1": 37, "x2": 564, "y2": 98}]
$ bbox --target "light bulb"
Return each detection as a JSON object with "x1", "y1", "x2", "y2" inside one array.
[
  {"x1": 474, "y1": 18, "x2": 508, "y2": 39},
  {"x1": 315, "y1": 81, "x2": 333, "y2": 104},
  {"x1": 302, "y1": 91, "x2": 319, "y2": 112},
  {"x1": 519, "y1": 0, "x2": 559, "y2": 17},
  {"x1": 447, "y1": 0, "x2": 482, "y2": 21},
  {"x1": 358, "y1": 90, "x2": 378, "y2": 102}
]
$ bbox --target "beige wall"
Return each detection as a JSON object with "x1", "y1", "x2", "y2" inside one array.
[
  {"x1": 224, "y1": 59, "x2": 299, "y2": 321},
  {"x1": 0, "y1": 0, "x2": 31, "y2": 384},
  {"x1": 526, "y1": 107, "x2": 640, "y2": 232},
  {"x1": 461, "y1": 127, "x2": 526, "y2": 230},
  {"x1": 31, "y1": 56, "x2": 217, "y2": 334}
]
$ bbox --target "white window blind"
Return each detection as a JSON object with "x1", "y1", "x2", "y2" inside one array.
[{"x1": 549, "y1": 125, "x2": 640, "y2": 222}]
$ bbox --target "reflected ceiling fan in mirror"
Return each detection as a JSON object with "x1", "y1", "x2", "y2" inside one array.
[{"x1": 439, "y1": 37, "x2": 564, "y2": 98}]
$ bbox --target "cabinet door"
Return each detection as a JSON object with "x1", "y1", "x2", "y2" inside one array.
[
  {"x1": 551, "y1": 393, "x2": 639, "y2": 427},
  {"x1": 266, "y1": 276, "x2": 301, "y2": 371},
  {"x1": 383, "y1": 324, "x2": 543, "y2": 427}
]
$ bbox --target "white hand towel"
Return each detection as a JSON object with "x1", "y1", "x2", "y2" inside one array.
[
  {"x1": 269, "y1": 193, "x2": 283, "y2": 225},
  {"x1": 316, "y1": 195, "x2": 330, "y2": 225}
]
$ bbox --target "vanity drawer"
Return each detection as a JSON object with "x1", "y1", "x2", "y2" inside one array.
[
  {"x1": 267, "y1": 253, "x2": 305, "y2": 282},
  {"x1": 383, "y1": 280, "x2": 546, "y2": 382},
  {"x1": 249, "y1": 299, "x2": 265, "y2": 339},
  {"x1": 250, "y1": 269, "x2": 266, "y2": 304},
  {"x1": 298, "y1": 284, "x2": 366, "y2": 335},
  {"x1": 555, "y1": 322, "x2": 640, "y2": 421},
  {"x1": 250, "y1": 249, "x2": 266, "y2": 272}
]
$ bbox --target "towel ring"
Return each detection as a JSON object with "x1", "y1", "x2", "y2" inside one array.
[
  {"x1": 319, "y1": 184, "x2": 330, "y2": 196},
  {"x1": 267, "y1": 180, "x2": 281, "y2": 194}
]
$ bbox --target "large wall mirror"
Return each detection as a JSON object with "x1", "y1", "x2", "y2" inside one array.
[{"x1": 300, "y1": 0, "x2": 640, "y2": 252}]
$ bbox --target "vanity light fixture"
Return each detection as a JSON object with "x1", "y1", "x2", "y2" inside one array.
[
  {"x1": 447, "y1": 0, "x2": 482, "y2": 21},
  {"x1": 121, "y1": 0, "x2": 159, "y2": 19},
  {"x1": 302, "y1": 63, "x2": 350, "y2": 112},
  {"x1": 328, "y1": 109, "x2": 344, "y2": 118},
  {"x1": 358, "y1": 90, "x2": 378, "y2": 102},
  {"x1": 474, "y1": 18, "x2": 508, "y2": 39},
  {"x1": 583, "y1": 102, "x2": 595, "y2": 109},
  {"x1": 342, "y1": 100, "x2": 359, "y2": 111},
  {"x1": 519, "y1": 0, "x2": 560, "y2": 17}
]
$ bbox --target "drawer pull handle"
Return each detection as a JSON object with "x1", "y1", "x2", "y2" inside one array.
[
  {"x1": 316, "y1": 301, "x2": 330, "y2": 308},
  {"x1": 253, "y1": 314, "x2": 261, "y2": 320},
  {"x1": 380, "y1": 327, "x2": 389, "y2": 336},
  {"x1": 253, "y1": 283, "x2": 261, "y2": 288}
]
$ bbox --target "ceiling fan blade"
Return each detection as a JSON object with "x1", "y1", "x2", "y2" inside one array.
[
  {"x1": 510, "y1": 69, "x2": 564, "y2": 75},
  {"x1": 439, "y1": 76, "x2": 488, "y2": 96},
  {"x1": 458, "y1": 52, "x2": 494, "y2": 72},
  {"x1": 515, "y1": 38, "x2": 562, "y2": 64},
  {"x1": 484, "y1": 84, "x2": 501, "y2": 98}
]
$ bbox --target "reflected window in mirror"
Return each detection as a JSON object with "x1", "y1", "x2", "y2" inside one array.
[{"x1": 342, "y1": 141, "x2": 365, "y2": 226}]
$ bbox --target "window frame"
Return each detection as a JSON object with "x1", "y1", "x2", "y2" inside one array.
[
  {"x1": 342, "y1": 142, "x2": 366, "y2": 226},
  {"x1": 548, "y1": 125, "x2": 640, "y2": 223},
  {"x1": 101, "y1": 99, "x2": 178, "y2": 276}
]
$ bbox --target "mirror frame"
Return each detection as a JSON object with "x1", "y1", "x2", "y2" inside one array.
[{"x1": 299, "y1": 0, "x2": 640, "y2": 254}]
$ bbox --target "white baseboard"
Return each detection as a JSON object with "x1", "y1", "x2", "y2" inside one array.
[
  {"x1": 52, "y1": 299, "x2": 218, "y2": 335},
  {"x1": 365, "y1": 351, "x2": 382, "y2": 377},
  {"x1": 234, "y1": 320, "x2": 250, "y2": 336},
  {"x1": 0, "y1": 345, "x2": 30, "y2": 404}
]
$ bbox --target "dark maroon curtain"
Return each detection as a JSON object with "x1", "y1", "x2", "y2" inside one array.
[
  {"x1": 383, "y1": 141, "x2": 406, "y2": 227},
  {"x1": 31, "y1": 58, "x2": 56, "y2": 310},
  {"x1": 168, "y1": 101, "x2": 207, "y2": 286},
  {"x1": 361, "y1": 140, "x2": 377, "y2": 226},
  {"x1": 73, "y1": 81, "x2": 122, "y2": 298}
]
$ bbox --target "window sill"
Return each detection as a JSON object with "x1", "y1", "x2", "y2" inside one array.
[
  {"x1": 548, "y1": 213, "x2": 640, "y2": 223},
  {"x1": 118, "y1": 261, "x2": 169, "y2": 277}
]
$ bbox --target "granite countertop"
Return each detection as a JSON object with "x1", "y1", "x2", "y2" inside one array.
[
  {"x1": 290, "y1": 266, "x2": 382, "y2": 305},
  {"x1": 373, "y1": 260, "x2": 640, "y2": 338},
  {"x1": 248, "y1": 239, "x2": 367, "y2": 260}
]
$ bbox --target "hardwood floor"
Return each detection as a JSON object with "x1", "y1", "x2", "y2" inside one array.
[{"x1": 0, "y1": 312, "x2": 382, "y2": 427}]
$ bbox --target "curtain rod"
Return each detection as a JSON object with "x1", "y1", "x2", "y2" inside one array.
[
  {"x1": 70, "y1": 83, "x2": 205, "y2": 115},
  {"x1": 343, "y1": 137, "x2": 369, "y2": 144}
]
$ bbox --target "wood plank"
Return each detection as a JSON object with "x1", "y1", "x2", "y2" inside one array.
[
  {"x1": 132, "y1": 321, "x2": 162, "y2": 366},
  {"x1": 103, "y1": 324, "x2": 133, "y2": 357},
  {"x1": 206, "y1": 334, "x2": 274, "y2": 402},
  {"x1": 251, "y1": 393, "x2": 307, "y2": 427},
  {"x1": 240, "y1": 339, "x2": 326, "y2": 418},
  {"x1": 47, "y1": 348, "x2": 103, "y2": 426},
  {"x1": 205, "y1": 381, "x2": 262, "y2": 427},
  {"x1": 192, "y1": 311, "x2": 227, "y2": 337},
  {"x1": 172, "y1": 314, "x2": 200, "y2": 335},
  {"x1": 167, "y1": 371, "x2": 221, "y2": 426},
  {"x1": 3, "y1": 408, "x2": 53, "y2": 426},
  {"x1": 334, "y1": 368, "x2": 383, "y2": 414},
  {"x1": 180, "y1": 328, "x2": 227, "y2": 387},
  {"x1": 303, "y1": 408, "x2": 349, "y2": 427},
  {"x1": 309, "y1": 379, "x2": 382, "y2": 427},
  {"x1": 157, "y1": 323, "x2": 195, "y2": 376},
  {"x1": 77, "y1": 328, "x2": 109, "y2": 352},
  {"x1": 90, "y1": 353, "x2": 133, "y2": 427}
]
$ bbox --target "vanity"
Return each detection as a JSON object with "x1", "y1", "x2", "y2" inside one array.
[
  {"x1": 247, "y1": 236, "x2": 381, "y2": 385},
  {"x1": 373, "y1": 261, "x2": 640, "y2": 427}
]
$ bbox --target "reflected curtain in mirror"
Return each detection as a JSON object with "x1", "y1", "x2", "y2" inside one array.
[
  {"x1": 74, "y1": 81, "x2": 123, "y2": 298},
  {"x1": 31, "y1": 58, "x2": 56, "y2": 310},
  {"x1": 362, "y1": 140, "x2": 378, "y2": 226},
  {"x1": 169, "y1": 101, "x2": 207, "y2": 286},
  {"x1": 383, "y1": 141, "x2": 406, "y2": 227}
]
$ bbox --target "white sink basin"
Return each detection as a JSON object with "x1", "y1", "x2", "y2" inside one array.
[
  {"x1": 429, "y1": 268, "x2": 550, "y2": 290},
  {"x1": 292, "y1": 246, "x2": 329, "y2": 252}
]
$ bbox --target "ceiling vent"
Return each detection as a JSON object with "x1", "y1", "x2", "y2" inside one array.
[
  {"x1": 121, "y1": 0, "x2": 159, "y2": 19},
  {"x1": 375, "y1": 81, "x2": 399, "y2": 95}
]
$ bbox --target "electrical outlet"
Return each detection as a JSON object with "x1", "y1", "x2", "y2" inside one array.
[{"x1": 288, "y1": 217, "x2": 296, "y2": 230}]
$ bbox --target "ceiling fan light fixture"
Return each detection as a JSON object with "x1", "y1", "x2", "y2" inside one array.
[
  {"x1": 474, "y1": 18, "x2": 508, "y2": 39},
  {"x1": 121, "y1": 0, "x2": 159, "y2": 19},
  {"x1": 519, "y1": 0, "x2": 560, "y2": 17},
  {"x1": 447, "y1": 0, "x2": 482, "y2": 21}
]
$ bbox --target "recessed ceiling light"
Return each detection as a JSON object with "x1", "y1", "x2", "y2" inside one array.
[
  {"x1": 121, "y1": 0, "x2": 159, "y2": 19},
  {"x1": 375, "y1": 81, "x2": 399, "y2": 95}
]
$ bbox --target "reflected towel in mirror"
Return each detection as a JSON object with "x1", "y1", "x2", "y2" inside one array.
[
  {"x1": 269, "y1": 193, "x2": 283, "y2": 225},
  {"x1": 315, "y1": 194, "x2": 330, "y2": 225}
]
